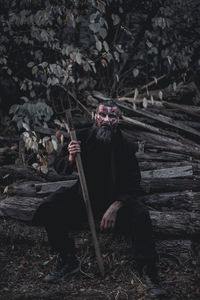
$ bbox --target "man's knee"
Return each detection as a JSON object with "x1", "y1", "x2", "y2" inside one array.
[{"x1": 32, "y1": 202, "x2": 54, "y2": 226}]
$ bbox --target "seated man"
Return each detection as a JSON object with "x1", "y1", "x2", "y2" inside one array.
[{"x1": 32, "y1": 100, "x2": 158, "y2": 284}]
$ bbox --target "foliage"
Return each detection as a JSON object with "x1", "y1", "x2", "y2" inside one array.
[
  {"x1": 0, "y1": 0, "x2": 200, "y2": 127},
  {"x1": 9, "y1": 100, "x2": 53, "y2": 129},
  {"x1": 22, "y1": 119, "x2": 68, "y2": 173}
]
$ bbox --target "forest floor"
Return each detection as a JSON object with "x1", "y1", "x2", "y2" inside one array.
[{"x1": 0, "y1": 217, "x2": 200, "y2": 300}]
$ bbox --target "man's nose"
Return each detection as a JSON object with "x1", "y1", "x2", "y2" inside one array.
[{"x1": 104, "y1": 115, "x2": 110, "y2": 122}]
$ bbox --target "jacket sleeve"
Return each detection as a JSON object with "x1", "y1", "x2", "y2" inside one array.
[
  {"x1": 116, "y1": 141, "x2": 143, "y2": 205},
  {"x1": 54, "y1": 143, "x2": 76, "y2": 175},
  {"x1": 53, "y1": 127, "x2": 91, "y2": 175}
]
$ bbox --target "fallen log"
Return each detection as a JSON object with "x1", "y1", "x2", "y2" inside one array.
[
  {"x1": 140, "y1": 190, "x2": 200, "y2": 212},
  {"x1": 137, "y1": 152, "x2": 190, "y2": 162},
  {"x1": 139, "y1": 161, "x2": 200, "y2": 175},
  {"x1": 35, "y1": 179, "x2": 77, "y2": 195},
  {"x1": 1, "y1": 196, "x2": 200, "y2": 238},
  {"x1": 98, "y1": 235, "x2": 193, "y2": 262},
  {"x1": 0, "y1": 147, "x2": 18, "y2": 166},
  {"x1": 0, "y1": 136, "x2": 19, "y2": 145},
  {"x1": 139, "y1": 161, "x2": 195, "y2": 170},
  {"x1": 123, "y1": 123, "x2": 200, "y2": 153},
  {"x1": 119, "y1": 102, "x2": 200, "y2": 141},
  {"x1": 118, "y1": 97, "x2": 200, "y2": 122},
  {"x1": 141, "y1": 166, "x2": 193, "y2": 179},
  {"x1": 141, "y1": 177, "x2": 200, "y2": 193},
  {"x1": 0, "y1": 196, "x2": 44, "y2": 221},
  {"x1": 178, "y1": 121, "x2": 200, "y2": 129},
  {"x1": 156, "y1": 240, "x2": 193, "y2": 263},
  {"x1": 163, "y1": 101, "x2": 200, "y2": 121},
  {"x1": 6, "y1": 181, "x2": 40, "y2": 197},
  {"x1": 0, "y1": 165, "x2": 77, "y2": 184},
  {"x1": 2, "y1": 180, "x2": 77, "y2": 197},
  {"x1": 4, "y1": 179, "x2": 200, "y2": 214},
  {"x1": 140, "y1": 82, "x2": 200, "y2": 104},
  {"x1": 150, "y1": 211, "x2": 200, "y2": 238},
  {"x1": 5, "y1": 172, "x2": 199, "y2": 201},
  {"x1": 0, "y1": 218, "x2": 193, "y2": 262},
  {"x1": 125, "y1": 127, "x2": 200, "y2": 150},
  {"x1": 121, "y1": 116, "x2": 170, "y2": 137},
  {"x1": 0, "y1": 165, "x2": 46, "y2": 183},
  {"x1": 122, "y1": 122, "x2": 200, "y2": 164}
]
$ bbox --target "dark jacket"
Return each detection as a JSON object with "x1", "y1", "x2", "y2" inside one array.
[{"x1": 54, "y1": 126, "x2": 142, "y2": 212}]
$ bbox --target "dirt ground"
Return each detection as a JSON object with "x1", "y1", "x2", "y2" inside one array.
[{"x1": 0, "y1": 218, "x2": 200, "y2": 300}]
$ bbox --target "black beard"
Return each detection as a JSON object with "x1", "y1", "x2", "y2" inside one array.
[{"x1": 95, "y1": 125, "x2": 117, "y2": 145}]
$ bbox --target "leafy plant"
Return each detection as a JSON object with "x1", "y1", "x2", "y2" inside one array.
[
  {"x1": 21, "y1": 118, "x2": 68, "y2": 174},
  {"x1": 9, "y1": 100, "x2": 54, "y2": 129},
  {"x1": 1, "y1": 0, "x2": 200, "y2": 127}
]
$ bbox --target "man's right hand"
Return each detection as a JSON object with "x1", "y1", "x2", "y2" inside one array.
[{"x1": 68, "y1": 140, "x2": 81, "y2": 164}]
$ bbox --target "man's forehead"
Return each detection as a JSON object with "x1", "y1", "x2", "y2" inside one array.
[{"x1": 98, "y1": 104, "x2": 119, "y2": 114}]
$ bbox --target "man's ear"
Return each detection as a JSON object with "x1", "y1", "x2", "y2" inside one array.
[{"x1": 94, "y1": 113, "x2": 98, "y2": 121}]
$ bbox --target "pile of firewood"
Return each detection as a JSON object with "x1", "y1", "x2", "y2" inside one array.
[{"x1": 0, "y1": 88, "x2": 200, "y2": 262}]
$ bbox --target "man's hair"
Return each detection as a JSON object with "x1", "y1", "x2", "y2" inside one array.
[{"x1": 96, "y1": 100, "x2": 120, "y2": 113}]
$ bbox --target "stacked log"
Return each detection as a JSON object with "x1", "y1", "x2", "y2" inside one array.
[
  {"x1": 89, "y1": 91, "x2": 200, "y2": 259},
  {"x1": 0, "y1": 91, "x2": 200, "y2": 261}
]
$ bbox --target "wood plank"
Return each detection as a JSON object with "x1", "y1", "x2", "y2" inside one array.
[
  {"x1": 140, "y1": 190, "x2": 200, "y2": 212},
  {"x1": 156, "y1": 240, "x2": 193, "y2": 262},
  {"x1": 121, "y1": 116, "x2": 179, "y2": 139},
  {"x1": 0, "y1": 196, "x2": 44, "y2": 221},
  {"x1": 35, "y1": 179, "x2": 77, "y2": 195},
  {"x1": 141, "y1": 166, "x2": 193, "y2": 179},
  {"x1": 137, "y1": 152, "x2": 189, "y2": 162},
  {"x1": 124, "y1": 127, "x2": 200, "y2": 158},
  {"x1": 150, "y1": 211, "x2": 200, "y2": 238},
  {"x1": 141, "y1": 177, "x2": 200, "y2": 193},
  {"x1": 1, "y1": 196, "x2": 200, "y2": 238},
  {"x1": 118, "y1": 101, "x2": 200, "y2": 140},
  {"x1": 0, "y1": 165, "x2": 77, "y2": 183},
  {"x1": 139, "y1": 161, "x2": 200, "y2": 175},
  {"x1": 163, "y1": 101, "x2": 200, "y2": 120}
]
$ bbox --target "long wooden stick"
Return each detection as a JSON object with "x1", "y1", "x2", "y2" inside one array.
[{"x1": 65, "y1": 109, "x2": 105, "y2": 277}]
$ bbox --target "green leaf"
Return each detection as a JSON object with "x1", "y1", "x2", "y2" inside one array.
[
  {"x1": 111, "y1": 14, "x2": 120, "y2": 26},
  {"x1": 89, "y1": 23, "x2": 100, "y2": 33},
  {"x1": 159, "y1": 91, "x2": 163, "y2": 100},
  {"x1": 142, "y1": 97, "x2": 148, "y2": 108},
  {"x1": 27, "y1": 62, "x2": 34, "y2": 68},
  {"x1": 114, "y1": 51, "x2": 119, "y2": 62},
  {"x1": 22, "y1": 122, "x2": 30, "y2": 131},
  {"x1": 9, "y1": 104, "x2": 19, "y2": 115},
  {"x1": 90, "y1": 12, "x2": 99, "y2": 23},
  {"x1": 173, "y1": 82, "x2": 177, "y2": 91},
  {"x1": 76, "y1": 52, "x2": 82, "y2": 65},
  {"x1": 20, "y1": 96, "x2": 29, "y2": 102},
  {"x1": 96, "y1": 40, "x2": 102, "y2": 51},
  {"x1": 41, "y1": 30, "x2": 48, "y2": 42},
  {"x1": 32, "y1": 163, "x2": 39, "y2": 170},
  {"x1": 133, "y1": 68, "x2": 139, "y2": 77},
  {"x1": 103, "y1": 41, "x2": 109, "y2": 52},
  {"x1": 39, "y1": 62, "x2": 48, "y2": 68},
  {"x1": 99, "y1": 28, "x2": 107, "y2": 39}
]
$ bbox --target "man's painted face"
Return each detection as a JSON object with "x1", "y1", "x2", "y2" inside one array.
[{"x1": 95, "y1": 104, "x2": 120, "y2": 128}]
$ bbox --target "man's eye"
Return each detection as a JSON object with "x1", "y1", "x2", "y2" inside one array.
[
  {"x1": 109, "y1": 114, "x2": 117, "y2": 119},
  {"x1": 99, "y1": 112, "x2": 106, "y2": 118}
]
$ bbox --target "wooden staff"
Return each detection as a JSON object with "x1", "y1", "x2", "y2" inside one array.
[{"x1": 65, "y1": 109, "x2": 105, "y2": 277}]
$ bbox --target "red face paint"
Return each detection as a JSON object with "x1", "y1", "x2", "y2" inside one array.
[{"x1": 95, "y1": 105, "x2": 120, "y2": 128}]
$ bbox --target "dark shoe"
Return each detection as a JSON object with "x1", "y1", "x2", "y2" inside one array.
[
  {"x1": 144, "y1": 265, "x2": 168, "y2": 298},
  {"x1": 144, "y1": 274, "x2": 168, "y2": 298},
  {"x1": 43, "y1": 254, "x2": 80, "y2": 283},
  {"x1": 136, "y1": 262, "x2": 168, "y2": 298}
]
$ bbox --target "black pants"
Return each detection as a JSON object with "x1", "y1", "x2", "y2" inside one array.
[{"x1": 32, "y1": 184, "x2": 157, "y2": 265}]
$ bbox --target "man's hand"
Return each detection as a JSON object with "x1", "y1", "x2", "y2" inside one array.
[
  {"x1": 100, "y1": 201, "x2": 123, "y2": 231},
  {"x1": 68, "y1": 140, "x2": 81, "y2": 164}
]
